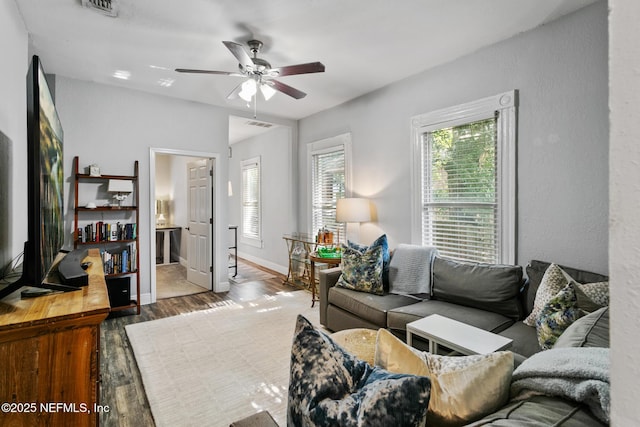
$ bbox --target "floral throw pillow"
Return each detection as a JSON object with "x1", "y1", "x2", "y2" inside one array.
[
  {"x1": 523, "y1": 263, "x2": 569, "y2": 326},
  {"x1": 348, "y1": 234, "x2": 391, "y2": 289},
  {"x1": 535, "y1": 283, "x2": 582, "y2": 349},
  {"x1": 336, "y1": 245, "x2": 384, "y2": 295}
]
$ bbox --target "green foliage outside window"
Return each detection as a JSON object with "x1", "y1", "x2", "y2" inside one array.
[{"x1": 424, "y1": 117, "x2": 498, "y2": 263}]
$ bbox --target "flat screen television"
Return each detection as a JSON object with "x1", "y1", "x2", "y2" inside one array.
[{"x1": 0, "y1": 55, "x2": 81, "y2": 299}]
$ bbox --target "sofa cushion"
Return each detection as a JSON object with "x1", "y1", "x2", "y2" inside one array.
[
  {"x1": 554, "y1": 306, "x2": 609, "y2": 349},
  {"x1": 497, "y1": 321, "x2": 541, "y2": 359},
  {"x1": 336, "y1": 245, "x2": 384, "y2": 295},
  {"x1": 328, "y1": 286, "x2": 422, "y2": 328},
  {"x1": 374, "y1": 328, "x2": 513, "y2": 427},
  {"x1": 466, "y1": 395, "x2": 607, "y2": 427},
  {"x1": 387, "y1": 300, "x2": 514, "y2": 336},
  {"x1": 288, "y1": 315, "x2": 431, "y2": 427},
  {"x1": 432, "y1": 257, "x2": 523, "y2": 320},
  {"x1": 524, "y1": 260, "x2": 609, "y2": 316}
]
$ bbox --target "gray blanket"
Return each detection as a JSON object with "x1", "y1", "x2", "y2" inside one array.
[
  {"x1": 511, "y1": 347, "x2": 610, "y2": 424},
  {"x1": 387, "y1": 244, "x2": 438, "y2": 295}
]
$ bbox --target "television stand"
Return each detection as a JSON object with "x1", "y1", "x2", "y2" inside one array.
[{"x1": 0, "y1": 248, "x2": 110, "y2": 427}]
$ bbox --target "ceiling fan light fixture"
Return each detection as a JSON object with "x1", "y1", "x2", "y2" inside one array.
[
  {"x1": 260, "y1": 84, "x2": 276, "y2": 101},
  {"x1": 239, "y1": 79, "x2": 257, "y2": 102}
]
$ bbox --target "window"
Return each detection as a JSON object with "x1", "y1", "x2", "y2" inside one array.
[
  {"x1": 308, "y1": 134, "x2": 352, "y2": 242},
  {"x1": 241, "y1": 157, "x2": 261, "y2": 246},
  {"x1": 411, "y1": 91, "x2": 517, "y2": 264}
]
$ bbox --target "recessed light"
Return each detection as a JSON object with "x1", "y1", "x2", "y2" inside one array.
[
  {"x1": 113, "y1": 70, "x2": 131, "y2": 80},
  {"x1": 158, "y1": 78, "x2": 175, "y2": 87}
]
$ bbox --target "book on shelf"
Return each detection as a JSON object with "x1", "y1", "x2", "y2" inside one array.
[
  {"x1": 77, "y1": 222, "x2": 137, "y2": 243},
  {"x1": 100, "y1": 243, "x2": 137, "y2": 275}
]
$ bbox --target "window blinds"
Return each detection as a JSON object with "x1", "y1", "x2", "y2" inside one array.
[
  {"x1": 242, "y1": 160, "x2": 260, "y2": 240},
  {"x1": 422, "y1": 116, "x2": 498, "y2": 263},
  {"x1": 311, "y1": 148, "x2": 346, "y2": 241}
]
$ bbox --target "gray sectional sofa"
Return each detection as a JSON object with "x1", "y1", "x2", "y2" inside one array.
[
  {"x1": 320, "y1": 256, "x2": 608, "y2": 359},
  {"x1": 318, "y1": 253, "x2": 610, "y2": 425}
]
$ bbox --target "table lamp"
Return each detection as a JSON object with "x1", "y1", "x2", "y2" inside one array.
[
  {"x1": 336, "y1": 198, "x2": 371, "y2": 244},
  {"x1": 156, "y1": 199, "x2": 169, "y2": 227},
  {"x1": 108, "y1": 180, "x2": 133, "y2": 207}
]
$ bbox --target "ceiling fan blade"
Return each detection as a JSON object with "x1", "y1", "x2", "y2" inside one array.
[
  {"x1": 268, "y1": 80, "x2": 307, "y2": 99},
  {"x1": 175, "y1": 68, "x2": 244, "y2": 77},
  {"x1": 222, "y1": 41, "x2": 254, "y2": 70},
  {"x1": 271, "y1": 62, "x2": 325, "y2": 77}
]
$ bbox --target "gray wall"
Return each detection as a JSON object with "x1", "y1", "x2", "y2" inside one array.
[
  {"x1": 228, "y1": 126, "x2": 294, "y2": 273},
  {"x1": 0, "y1": 1, "x2": 28, "y2": 263},
  {"x1": 297, "y1": 1, "x2": 608, "y2": 274},
  {"x1": 609, "y1": 0, "x2": 640, "y2": 422},
  {"x1": 56, "y1": 76, "x2": 231, "y2": 299}
]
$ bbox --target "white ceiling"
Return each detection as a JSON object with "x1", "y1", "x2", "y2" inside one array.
[{"x1": 16, "y1": 0, "x2": 595, "y2": 126}]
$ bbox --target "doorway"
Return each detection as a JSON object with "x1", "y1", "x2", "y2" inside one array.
[{"x1": 150, "y1": 149, "x2": 218, "y2": 302}]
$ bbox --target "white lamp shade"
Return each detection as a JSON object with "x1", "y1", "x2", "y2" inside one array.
[
  {"x1": 336, "y1": 198, "x2": 371, "y2": 223},
  {"x1": 108, "y1": 179, "x2": 134, "y2": 193},
  {"x1": 260, "y1": 84, "x2": 276, "y2": 100},
  {"x1": 156, "y1": 199, "x2": 169, "y2": 215},
  {"x1": 239, "y1": 79, "x2": 257, "y2": 102}
]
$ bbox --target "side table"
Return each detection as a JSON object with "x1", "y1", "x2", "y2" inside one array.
[
  {"x1": 406, "y1": 314, "x2": 513, "y2": 355},
  {"x1": 309, "y1": 252, "x2": 341, "y2": 307}
]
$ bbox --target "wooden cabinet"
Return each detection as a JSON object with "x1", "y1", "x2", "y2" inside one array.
[
  {"x1": 0, "y1": 249, "x2": 110, "y2": 427},
  {"x1": 73, "y1": 156, "x2": 140, "y2": 314}
]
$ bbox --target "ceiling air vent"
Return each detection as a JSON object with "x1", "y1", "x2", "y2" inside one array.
[
  {"x1": 82, "y1": 0, "x2": 118, "y2": 17},
  {"x1": 245, "y1": 120, "x2": 273, "y2": 129}
]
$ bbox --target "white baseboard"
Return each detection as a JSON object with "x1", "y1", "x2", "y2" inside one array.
[
  {"x1": 216, "y1": 281, "x2": 230, "y2": 292},
  {"x1": 140, "y1": 292, "x2": 152, "y2": 306},
  {"x1": 236, "y1": 251, "x2": 288, "y2": 276}
]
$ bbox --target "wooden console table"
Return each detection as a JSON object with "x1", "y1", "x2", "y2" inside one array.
[{"x1": 0, "y1": 249, "x2": 110, "y2": 427}]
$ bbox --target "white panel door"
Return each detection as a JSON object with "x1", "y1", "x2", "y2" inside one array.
[{"x1": 186, "y1": 159, "x2": 211, "y2": 289}]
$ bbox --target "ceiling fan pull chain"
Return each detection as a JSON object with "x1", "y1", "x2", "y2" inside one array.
[{"x1": 253, "y1": 92, "x2": 258, "y2": 119}]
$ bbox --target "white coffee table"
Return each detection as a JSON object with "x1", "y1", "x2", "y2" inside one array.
[{"x1": 406, "y1": 314, "x2": 513, "y2": 355}]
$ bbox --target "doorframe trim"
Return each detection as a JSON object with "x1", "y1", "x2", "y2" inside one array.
[{"x1": 149, "y1": 147, "x2": 222, "y2": 304}]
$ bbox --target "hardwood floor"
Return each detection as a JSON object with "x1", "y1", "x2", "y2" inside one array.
[{"x1": 99, "y1": 259, "x2": 296, "y2": 427}]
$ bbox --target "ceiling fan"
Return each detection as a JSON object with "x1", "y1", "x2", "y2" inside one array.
[{"x1": 176, "y1": 40, "x2": 325, "y2": 102}]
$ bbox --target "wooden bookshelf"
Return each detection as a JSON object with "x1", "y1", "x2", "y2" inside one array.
[{"x1": 73, "y1": 156, "x2": 140, "y2": 315}]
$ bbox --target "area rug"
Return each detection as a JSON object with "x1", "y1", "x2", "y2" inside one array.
[{"x1": 125, "y1": 290, "x2": 319, "y2": 427}]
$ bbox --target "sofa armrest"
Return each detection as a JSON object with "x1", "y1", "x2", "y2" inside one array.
[{"x1": 319, "y1": 267, "x2": 342, "y2": 327}]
